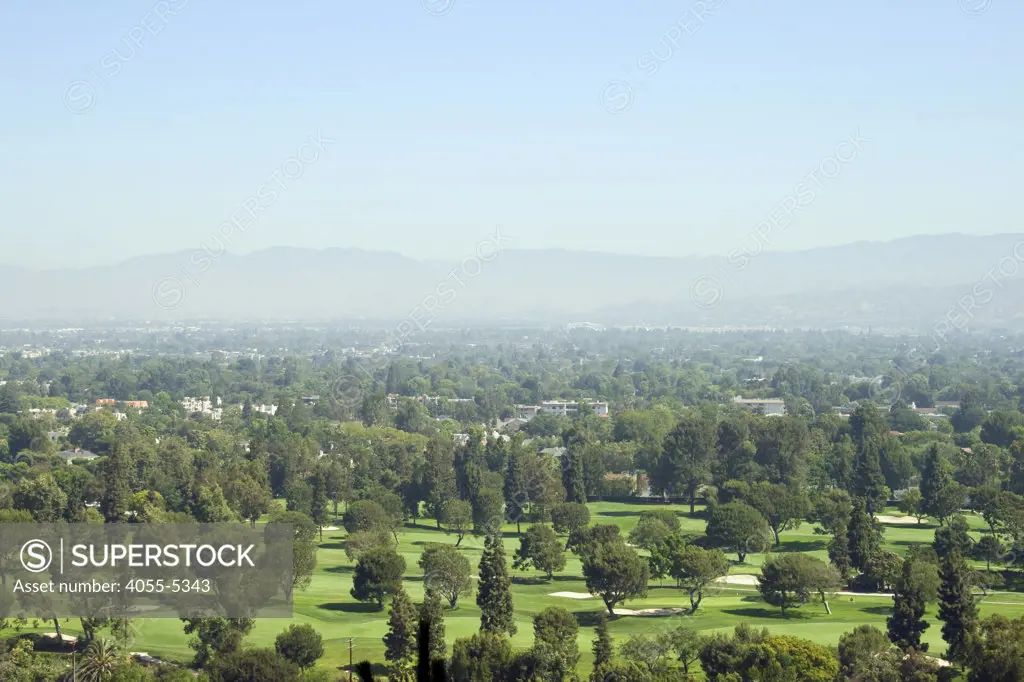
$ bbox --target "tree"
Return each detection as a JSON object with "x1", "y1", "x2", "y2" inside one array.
[
  {"x1": 758, "y1": 554, "x2": 839, "y2": 615},
  {"x1": 345, "y1": 527, "x2": 396, "y2": 561},
  {"x1": 658, "y1": 412, "x2": 716, "y2": 513},
  {"x1": 351, "y1": 546, "x2": 406, "y2": 609},
  {"x1": 705, "y1": 501, "x2": 771, "y2": 563},
  {"x1": 268, "y1": 511, "x2": 317, "y2": 598},
  {"x1": 441, "y1": 499, "x2": 473, "y2": 547},
  {"x1": 425, "y1": 436, "x2": 458, "y2": 528},
  {"x1": 551, "y1": 501, "x2": 591, "y2": 549},
  {"x1": 620, "y1": 632, "x2": 674, "y2": 675},
  {"x1": 78, "y1": 637, "x2": 122, "y2": 682},
  {"x1": 592, "y1": 612, "x2": 613, "y2": 671},
  {"x1": 384, "y1": 587, "x2": 419, "y2": 681},
  {"x1": 829, "y1": 520, "x2": 853, "y2": 581},
  {"x1": 309, "y1": 468, "x2": 330, "y2": 541},
  {"x1": 477, "y1": 531, "x2": 517, "y2": 636},
  {"x1": 471, "y1": 487, "x2": 505, "y2": 535},
  {"x1": 13, "y1": 473, "x2": 67, "y2": 523},
  {"x1": 848, "y1": 497, "x2": 883, "y2": 572},
  {"x1": 920, "y1": 445, "x2": 961, "y2": 525},
  {"x1": 581, "y1": 539, "x2": 649, "y2": 616},
  {"x1": 668, "y1": 626, "x2": 705, "y2": 677},
  {"x1": 207, "y1": 648, "x2": 300, "y2": 682},
  {"x1": 974, "y1": 534, "x2": 1004, "y2": 571},
  {"x1": 934, "y1": 514, "x2": 973, "y2": 559},
  {"x1": 449, "y1": 632, "x2": 513, "y2": 682},
  {"x1": 965, "y1": 614, "x2": 1024, "y2": 682},
  {"x1": 838, "y1": 625, "x2": 893, "y2": 680},
  {"x1": 627, "y1": 515, "x2": 675, "y2": 553},
  {"x1": 888, "y1": 557, "x2": 930, "y2": 652},
  {"x1": 531, "y1": 607, "x2": 580, "y2": 681},
  {"x1": 938, "y1": 550, "x2": 979, "y2": 666},
  {"x1": 744, "y1": 481, "x2": 809, "y2": 545},
  {"x1": 274, "y1": 624, "x2": 324, "y2": 671},
  {"x1": 670, "y1": 545, "x2": 729, "y2": 613},
  {"x1": 419, "y1": 590, "x2": 447, "y2": 664},
  {"x1": 513, "y1": 524, "x2": 566, "y2": 580},
  {"x1": 562, "y1": 445, "x2": 587, "y2": 504},
  {"x1": 344, "y1": 499, "x2": 391, "y2": 534},
  {"x1": 418, "y1": 543, "x2": 473, "y2": 609},
  {"x1": 899, "y1": 488, "x2": 924, "y2": 523},
  {"x1": 181, "y1": 617, "x2": 254, "y2": 668}
]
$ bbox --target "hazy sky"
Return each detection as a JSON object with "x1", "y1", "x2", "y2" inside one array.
[{"x1": 0, "y1": 0, "x2": 1020, "y2": 268}]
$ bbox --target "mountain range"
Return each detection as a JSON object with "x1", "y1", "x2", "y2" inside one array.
[{"x1": 5, "y1": 233, "x2": 1024, "y2": 332}]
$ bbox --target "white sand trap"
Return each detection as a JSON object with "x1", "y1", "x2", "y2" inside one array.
[
  {"x1": 875, "y1": 515, "x2": 918, "y2": 524},
  {"x1": 615, "y1": 607, "x2": 688, "y2": 617},
  {"x1": 549, "y1": 591, "x2": 594, "y2": 599},
  {"x1": 321, "y1": 526, "x2": 340, "y2": 531},
  {"x1": 715, "y1": 574, "x2": 760, "y2": 586},
  {"x1": 43, "y1": 633, "x2": 77, "y2": 643}
]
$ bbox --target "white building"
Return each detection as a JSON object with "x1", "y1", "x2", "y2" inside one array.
[
  {"x1": 253, "y1": 404, "x2": 278, "y2": 416},
  {"x1": 539, "y1": 400, "x2": 609, "y2": 417},
  {"x1": 731, "y1": 397, "x2": 787, "y2": 416},
  {"x1": 181, "y1": 397, "x2": 223, "y2": 420}
]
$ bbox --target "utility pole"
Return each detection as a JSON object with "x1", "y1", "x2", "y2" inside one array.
[
  {"x1": 71, "y1": 641, "x2": 77, "y2": 682},
  {"x1": 348, "y1": 638, "x2": 353, "y2": 682}
]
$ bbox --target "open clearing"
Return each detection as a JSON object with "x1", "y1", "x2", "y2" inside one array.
[{"x1": 11, "y1": 501, "x2": 1023, "y2": 678}]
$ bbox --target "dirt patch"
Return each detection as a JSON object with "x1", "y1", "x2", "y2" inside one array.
[
  {"x1": 549, "y1": 591, "x2": 594, "y2": 599},
  {"x1": 714, "y1": 574, "x2": 760, "y2": 586}
]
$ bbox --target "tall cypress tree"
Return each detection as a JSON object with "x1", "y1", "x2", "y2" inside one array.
[
  {"x1": 562, "y1": 447, "x2": 587, "y2": 504},
  {"x1": 310, "y1": 468, "x2": 329, "y2": 542},
  {"x1": 828, "y1": 520, "x2": 852, "y2": 581},
  {"x1": 848, "y1": 497, "x2": 882, "y2": 572},
  {"x1": 592, "y1": 612, "x2": 613, "y2": 669},
  {"x1": 384, "y1": 587, "x2": 418, "y2": 681},
  {"x1": 419, "y1": 589, "x2": 446, "y2": 664},
  {"x1": 937, "y1": 551, "x2": 978, "y2": 666},
  {"x1": 477, "y1": 531, "x2": 517, "y2": 636},
  {"x1": 888, "y1": 558, "x2": 930, "y2": 651},
  {"x1": 920, "y1": 444, "x2": 952, "y2": 523}
]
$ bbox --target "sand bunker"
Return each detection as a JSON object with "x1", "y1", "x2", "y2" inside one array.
[
  {"x1": 615, "y1": 607, "x2": 688, "y2": 617},
  {"x1": 321, "y1": 526, "x2": 340, "y2": 531},
  {"x1": 549, "y1": 591, "x2": 594, "y2": 599},
  {"x1": 43, "y1": 633, "x2": 77, "y2": 643},
  {"x1": 875, "y1": 515, "x2": 918, "y2": 524},
  {"x1": 714, "y1": 574, "x2": 760, "y2": 586}
]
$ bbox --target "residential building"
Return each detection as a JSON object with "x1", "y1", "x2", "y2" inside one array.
[
  {"x1": 732, "y1": 396, "x2": 787, "y2": 416},
  {"x1": 253, "y1": 404, "x2": 278, "y2": 416},
  {"x1": 59, "y1": 448, "x2": 99, "y2": 463},
  {"x1": 516, "y1": 399, "x2": 609, "y2": 420},
  {"x1": 124, "y1": 400, "x2": 149, "y2": 409},
  {"x1": 95, "y1": 399, "x2": 116, "y2": 406}
]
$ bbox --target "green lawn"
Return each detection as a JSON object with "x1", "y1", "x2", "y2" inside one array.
[{"x1": 9, "y1": 502, "x2": 1024, "y2": 679}]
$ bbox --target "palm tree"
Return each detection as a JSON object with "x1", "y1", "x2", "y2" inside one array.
[{"x1": 78, "y1": 637, "x2": 121, "y2": 682}]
